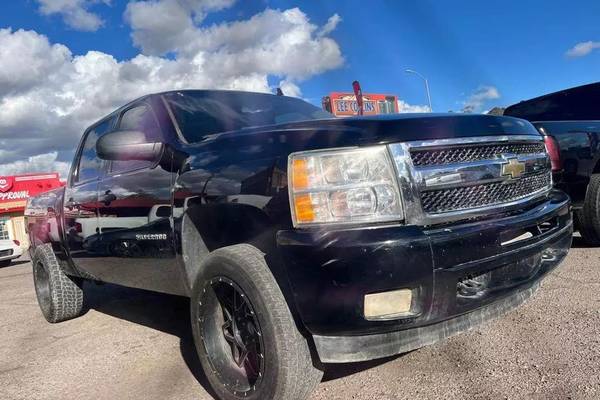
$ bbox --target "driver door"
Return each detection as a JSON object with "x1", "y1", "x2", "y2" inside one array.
[{"x1": 91, "y1": 102, "x2": 184, "y2": 295}]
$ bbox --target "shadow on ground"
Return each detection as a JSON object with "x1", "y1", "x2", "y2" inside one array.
[
  {"x1": 321, "y1": 353, "x2": 404, "y2": 382},
  {"x1": 82, "y1": 281, "x2": 398, "y2": 397},
  {"x1": 82, "y1": 282, "x2": 219, "y2": 399},
  {"x1": 570, "y1": 235, "x2": 598, "y2": 248}
]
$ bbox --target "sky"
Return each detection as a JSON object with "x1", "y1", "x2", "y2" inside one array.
[{"x1": 0, "y1": 0, "x2": 599, "y2": 177}]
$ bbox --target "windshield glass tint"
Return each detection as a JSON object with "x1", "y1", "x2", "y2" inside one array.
[{"x1": 163, "y1": 91, "x2": 332, "y2": 143}]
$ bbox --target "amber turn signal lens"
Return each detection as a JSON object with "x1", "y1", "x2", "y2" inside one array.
[
  {"x1": 293, "y1": 194, "x2": 315, "y2": 223},
  {"x1": 292, "y1": 158, "x2": 309, "y2": 190}
]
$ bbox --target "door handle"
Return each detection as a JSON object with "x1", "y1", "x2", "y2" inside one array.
[{"x1": 101, "y1": 190, "x2": 117, "y2": 206}]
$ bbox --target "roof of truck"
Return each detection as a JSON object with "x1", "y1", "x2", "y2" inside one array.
[{"x1": 504, "y1": 82, "x2": 600, "y2": 121}]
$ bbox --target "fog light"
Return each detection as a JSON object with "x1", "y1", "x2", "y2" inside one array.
[{"x1": 364, "y1": 289, "x2": 413, "y2": 320}]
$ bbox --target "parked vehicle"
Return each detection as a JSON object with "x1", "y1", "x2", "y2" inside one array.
[
  {"x1": 0, "y1": 238, "x2": 23, "y2": 267},
  {"x1": 504, "y1": 82, "x2": 600, "y2": 244},
  {"x1": 25, "y1": 90, "x2": 572, "y2": 400}
]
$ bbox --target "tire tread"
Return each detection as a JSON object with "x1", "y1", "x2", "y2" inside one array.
[{"x1": 33, "y1": 244, "x2": 84, "y2": 323}]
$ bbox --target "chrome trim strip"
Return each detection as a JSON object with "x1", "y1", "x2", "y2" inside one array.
[
  {"x1": 387, "y1": 143, "x2": 424, "y2": 225},
  {"x1": 417, "y1": 153, "x2": 549, "y2": 191},
  {"x1": 389, "y1": 135, "x2": 552, "y2": 226}
]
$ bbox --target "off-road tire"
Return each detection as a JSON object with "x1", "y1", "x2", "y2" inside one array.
[
  {"x1": 577, "y1": 174, "x2": 600, "y2": 245},
  {"x1": 32, "y1": 244, "x2": 84, "y2": 323},
  {"x1": 191, "y1": 244, "x2": 323, "y2": 400}
]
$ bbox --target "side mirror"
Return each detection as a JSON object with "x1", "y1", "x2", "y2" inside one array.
[{"x1": 96, "y1": 130, "x2": 165, "y2": 162}]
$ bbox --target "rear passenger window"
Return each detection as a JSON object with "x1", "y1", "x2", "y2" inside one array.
[
  {"x1": 75, "y1": 118, "x2": 114, "y2": 184},
  {"x1": 110, "y1": 104, "x2": 162, "y2": 174}
]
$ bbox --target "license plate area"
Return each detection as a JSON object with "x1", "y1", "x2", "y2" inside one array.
[{"x1": 500, "y1": 216, "x2": 559, "y2": 247}]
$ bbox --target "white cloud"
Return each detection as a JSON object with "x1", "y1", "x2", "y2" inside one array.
[
  {"x1": 125, "y1": 4, "x2": 343, "y2": 79},
  {"x1": 462, "y1": 85, "x2": 500, "y2": 113},
  {"x1": 36, "y1": 0, "x2": 110, "y2": 31},
  {"x1": 397, "y1": 99, "x2": 429, "y2": 113},
  {"x1": 0, "y1": 5, "x2": 343, "y2": 178},
  {"x1": 0, "y1": 152, "x2": 71, "y2": 178},
  {"x1": 0, "y1": 29, "x2": 71, "y2": 96},
  {"x1": 278, "y1": 80, "x2": 302, "y2": 97},
  {"x1": 318, "y1": 14, "x2": 341, "y2": 37},
  {"x1": 566, "y1": 41, "x2": 600, "y2": 58}
]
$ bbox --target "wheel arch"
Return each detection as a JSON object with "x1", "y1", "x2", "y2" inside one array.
[{"x1": 180, "y1": 203, "x2": 311, "y2": 335}]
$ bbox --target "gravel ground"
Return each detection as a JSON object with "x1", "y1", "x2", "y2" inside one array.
[{"x1": 1, "y1": 237, "x2": 599, "y2": 400}]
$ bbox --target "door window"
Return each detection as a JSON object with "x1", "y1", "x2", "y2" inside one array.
[
  {"x1": 110, "y1": 104, "x2": 162, "y2": 174},
  {"x1": 74, "y1": 118, "x2": 115, "y2": 184}
]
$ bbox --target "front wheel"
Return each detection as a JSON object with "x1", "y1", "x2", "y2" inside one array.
[
  {"x1": 191, "y1": 244, "x2": 322, "y2": 400},
  {"x1": 0, "y1": 259, "x2": 11, "y2": 267}
]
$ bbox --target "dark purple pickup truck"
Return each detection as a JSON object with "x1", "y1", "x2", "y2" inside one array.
[{"x1": 25, "y1": 90, "x2": 571, "y2": 400}]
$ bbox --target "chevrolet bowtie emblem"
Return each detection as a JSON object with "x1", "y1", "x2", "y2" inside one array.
[{"x1": 501, "y1": 158, "x2": 526, "y2": 179}]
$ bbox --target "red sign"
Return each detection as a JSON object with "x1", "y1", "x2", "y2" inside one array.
[
  {"x1": 0, "y1": 173, "x2": 63, "y2": 213},
  {"x1": 0, "y1": 176, "x2": 14, "y2": 192},
  {"x1": 322, "y1": 92, "x2": 399, "y2": 117}
]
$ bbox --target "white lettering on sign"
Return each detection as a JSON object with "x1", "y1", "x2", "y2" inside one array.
[
  {"x1": 0, "y1": 190, "x2": 29, "y2": 201},
  {"x1": 334, "y1": 100, "x2": 376, "y2": 114}
]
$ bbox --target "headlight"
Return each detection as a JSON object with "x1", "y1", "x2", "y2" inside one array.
[{"x1": 288, "y1": 146, "x2": 403, "y2": 227}]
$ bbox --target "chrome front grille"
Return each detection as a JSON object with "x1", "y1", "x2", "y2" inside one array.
[
  {"x1": 420, "y1": 171, "x2": 551, "y2": 213},
  {"x1": 389, "y1": 135, "x2": 552, "y2": 225},
  {"x1": 411, "y1": 142, "x2": 546, "y2": 166}
]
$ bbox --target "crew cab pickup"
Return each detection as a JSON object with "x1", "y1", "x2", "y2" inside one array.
[
  {"x1": 505, "y1": 82, "x2": 600, "y2": 244},
  {"x1": 25, "y1": 90, "x2": 572, "y2": 400}
]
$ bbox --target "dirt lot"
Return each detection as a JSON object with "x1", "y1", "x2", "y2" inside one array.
[{"x1": 1, "y1": 237, "x2": 599, "y2": 400}]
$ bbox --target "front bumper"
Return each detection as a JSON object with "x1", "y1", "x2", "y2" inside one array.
[{"x1": 277, "y1": 190, "x2": 572, "y2": 363}]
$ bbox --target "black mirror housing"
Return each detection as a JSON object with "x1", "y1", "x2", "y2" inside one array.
[{"x1": 96, "y1": 130, "x2": 165, "y2": 162}]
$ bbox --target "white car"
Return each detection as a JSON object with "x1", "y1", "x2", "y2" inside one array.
[{"x1": 0, "y1": 239, "x2": 23, "y2": 267}]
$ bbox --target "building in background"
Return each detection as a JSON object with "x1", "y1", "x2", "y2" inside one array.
[
  {"x1": 322, "y1": 92, "x2": 399, "y2": 117},
  {"x1": 0, "y1": 173, "x2": 63, "y2": 249}
]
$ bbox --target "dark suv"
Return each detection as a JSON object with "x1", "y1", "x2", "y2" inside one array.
[{"x1": 26, "y1": 90, "x2": 572, "y2": 400}]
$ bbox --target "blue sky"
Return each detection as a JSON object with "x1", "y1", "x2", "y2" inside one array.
[
  {"x1": 1, "y1": 0, "x2": 598, "y2": 111},
  {"x1": 0, "y1": 0, "x2": 598, "y2": 175}
]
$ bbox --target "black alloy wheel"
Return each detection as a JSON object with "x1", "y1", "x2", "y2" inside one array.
[
  {"x1": 191, "y1": 244, "x2": 323, "y2": 400},
  {"x1": 197, "y1": 276, "x2": 265, "y2": 396}
]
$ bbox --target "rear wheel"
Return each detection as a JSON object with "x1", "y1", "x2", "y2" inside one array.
[
  {"x1": 577, "y1": 174, "x2": 600, "y2": 245},
  {"x1": 32, "y1": 244, "x2": 84, "y2": 323},
  {"x1": 191, "y1": 244, "x2": 322, "y2": 400}
]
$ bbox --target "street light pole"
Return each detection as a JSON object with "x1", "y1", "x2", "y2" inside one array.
[{"x1": 405, "y1": 69, "x2": 432, "y2": 112}]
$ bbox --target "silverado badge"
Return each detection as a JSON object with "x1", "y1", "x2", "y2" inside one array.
[{"x1": 501, "y1": 158, "x2": 526, "y2": 179}]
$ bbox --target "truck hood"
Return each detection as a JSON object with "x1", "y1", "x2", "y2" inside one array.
[
  {"x1": 182, "y1": 113, "x2": 542, "y2": 168},
  {"x1": 204, "y1": 113, "x2": 540, "y2": 150}
]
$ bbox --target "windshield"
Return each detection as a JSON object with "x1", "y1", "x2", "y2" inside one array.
[{"x1": 163, "y1": 91, "x2": 332, "y2": 142}]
